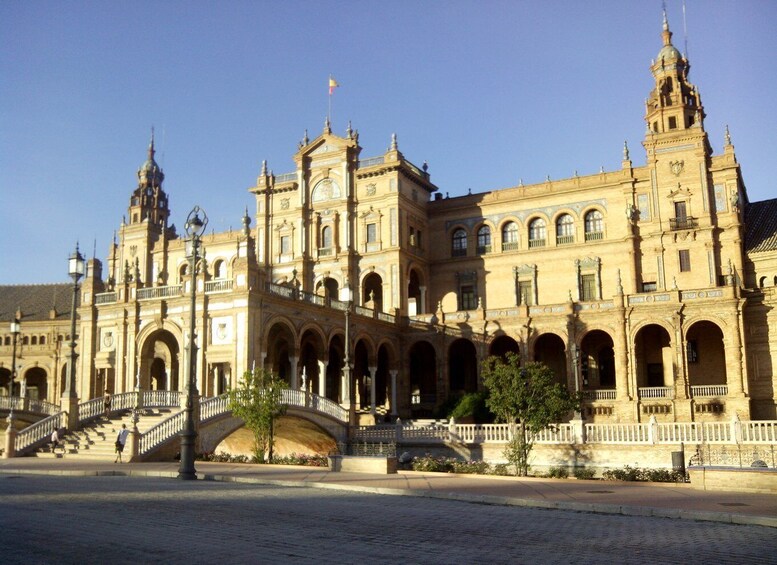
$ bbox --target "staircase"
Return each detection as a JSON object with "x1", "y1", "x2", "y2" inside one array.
[{"x1": 34, "y1": 408, "x2": 180, "y2": 460}]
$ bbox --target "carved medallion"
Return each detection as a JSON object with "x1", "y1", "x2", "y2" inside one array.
[
  {"x1": 280, "y1": 198, "x2": 290, "y2": 210},
  {"x1": 670, "y1": 160, "x2": 684, "y2": 176}
]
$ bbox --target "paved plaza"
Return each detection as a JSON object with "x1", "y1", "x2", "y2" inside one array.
[{"x1": 1, "y1": 468, "x2": 776, "y2": 564}]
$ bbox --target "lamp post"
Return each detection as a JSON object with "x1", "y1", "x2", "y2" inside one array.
[
  {"x1": 7, "y1": 317, "x2": 20, "y2": 424},
  {"x1": 178, "y1": 205, "x2": 207, "y2": 480},
  {"x1": 64, "y1": 244, "x2": 85, "y2": 430},
  {"x1": 340, "y1": 284, "x2": 353, "y2": 410},
  {"x1": 571, "y1": 343, "x2": 583, "y2": 420}
]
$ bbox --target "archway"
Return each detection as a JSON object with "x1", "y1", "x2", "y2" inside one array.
[
  {"x1": 580, "y1": 330, "x2": 615, "y2": 389},
  {"x1": 375, "y1": 344, "x2": 392, "y2": 415},
  {"x1": 327, "y1": 334, "x2": 344, "y2": 402},
  {"x1": 635, "y1": 324, "x2": 673, "y2": 388},
  {"x1": 316, "y1": 277, "x2": 339, "y2": 302},
  {"x1": 300, "y1": 328, "x2": 326, "y2": 395},
  {"x1": 23, "y1": 367, "x2": 48, "y2": 401},
  {"x1": 139, "y1": 330, "x2": 180, "y2": 392},
  {"x1": 362, "y1": 272, "x2": 383, "y2": 312},
  {"x1": 408, "y1": 268, "x2": 423, "y2": 315},
  {"x1": 409, "y1": 341, "x2": 437, "y2": 414},
  {"x1": 489, "y1": 335, "x2": 520, "y2": 361},
  {"x1": 353, "y1": 339, "x2": 371, "y2": 410},
  {"x1": 448, "y1": 338, "x2": 478, "y2": 395},
  {"x1": 533, "y1": 333, "x2": 566, "y2": 386},
  {"x1": 686, "y1": 321, "x2": 726, "y2": 387},
  {"x1": 266, "y1": 321, "x2": 295, "y2": 385}
]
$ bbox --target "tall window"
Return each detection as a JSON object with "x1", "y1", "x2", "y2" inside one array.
[
  {"x1": 502, "y1": 222, "x2": 519, "y2": 251},
  {"x1": 679, "y1": 249, "x2": 691, "y2": 272},
  {"x1": 581, "y1": 274, "x2": 597, "y2": 301},
  {"x1": 321, "y1": 226, "x2": 333, "y2": 249},
  {"x1": 518, "y1": 281, "x2": 533, "y2": 306},
  {"x1": 452, "y1": 229, "x2": 467, "y2": 257},
  {"x1": 584, "y1": 210, "x2": 604, "y2": 241},
  {"x1": 280, "y1": 236, "x2": 291, "y2": 255},
  {"x1": 459, "y1": 285, "x2": 477, "y2": 310},
  {"x1": 366, "y1": 223, "x2": 377, "y2": 244},
  {"x1": 528, "y1": 218, "x2": 546, "y2": 248},
  {"x1": 477, "y1": 225, "x2": 491, "y2": 254},
  {"x1": 556, "y1": 214, "x2": 574, "y2": 245}
]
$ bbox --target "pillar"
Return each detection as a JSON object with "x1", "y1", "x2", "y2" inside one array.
[
  {"x1": 390, "y1": 370, "x2": 398, "y2": 417},
  {"x1": 318, "y1": 360, "x2": 327, "y2": 398},
  {"x1": 368, "y1": 365, "x2": 377, "y2": 416},
  {"x1": 289, "y1": 356, "x2": 299, "y2": 390}
]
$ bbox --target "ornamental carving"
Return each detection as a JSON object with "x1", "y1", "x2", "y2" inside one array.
[
  {"x1": 280, "y1": 198, "x2": 289, "y2": 210},
  {"x1": 669, "y1": 160, "x2": 684, "y2": 176}
]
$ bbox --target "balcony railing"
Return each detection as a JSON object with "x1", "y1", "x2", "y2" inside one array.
[
  {"x1": 476, "y1": 244, "x2": 492, "y2": 254},
  {"x1": 556, "y1": 235, "x2": 574, "y2": 245},
  {"x1": 638, "y1": 386, "x2": 673, "y2": 399},
  {"x1": 451, "y1": 248, "x2": 467, "y2": 257},
  {"x1": 318, "y1": 247, "x2": 333, "y2": 257},
  {"x1": 584, "y1": 231, "x2": 603, "y2": 242},
  {"x1": 95, "y1": 292, "x2": 117, "y2": 305},
  {"x1": 137, "y1": 285, "x2": 182, "y2": 300},
  {"x1": 582, "y1": 389, "x2": 617, "y2": 401},
  {"x1": 205, "y1": 279, "x2": 233, "y2": 293},
  {"x1": 691, "y1": 385, "x2": 728, "y2": 397},
  {"x1": 274, "y1": 172, "x2": 297, "y2": 183},
  {"x1": 501, "y1": 241, "x2": 519, "y2": 252},
  {"x1": 528, "y1": 238, "x2": 546, "y2": 248},
  {"x1": 670, "y1": 217, "x2": 698, "y2": 230}
]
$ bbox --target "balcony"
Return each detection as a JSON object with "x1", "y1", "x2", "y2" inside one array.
[
  {"x1": 476, "y1": 244, "x2": 492, "y2": 255},
  {"x1": 582, "y1": 389, "x2": 617, "y2": 401},
  {"x1": 638, "y1": 386, "x2": 673, "y2": 399},
  {"x1": 691, "y1": 385, "x2": 728, "y2": 398},
  {"x1": 137, "y1": 285, "x2": 182, "y2": 300},
  {"x1": 501, "y1": 241, "x2": 519, "y2": 252},
  {"x1": 670, "y1": 217, "x2": 698, "y2": 230},
  {"x1": 205, "y1": 280, "x2": 233, "y2": 293},
  {"x1": 95, "y1": 292, "x2": 117, "y2": 305},
  {"x1": 556, "y1": 235, "x2": 574, "y2": 245},
  {"x1": 528, "y1": 238, "x2": 546, "y2": 249},
  {"x1": 584, "y1": 231, "x2": 603, "y2": 242}
]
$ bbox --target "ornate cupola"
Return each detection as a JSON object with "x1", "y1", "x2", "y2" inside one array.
[
  {"x1": 644, "y1": 11, "x2": 704, "y2": 135},
  {"x1": 128, "y1": 131, "x2": 169, "y2": 227}
]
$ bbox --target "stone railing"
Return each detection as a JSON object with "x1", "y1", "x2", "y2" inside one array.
[
  {"x1": 274, "y1": 172, "x2": 297, "y2": 183},
  {"x1": 357, "y1": 156, "x2": 385, "y2": 169},
  {"x1": 205, "y1": 280, "x2": 233, "y2": 293},
  {"x1": 137, "y1": 285, "x2": 182, "y2": 300},
  {"x1": 140, "y1": 411, "x2": 186, "y2": 454},
  {"x1": 14, "y1": 412, "x2": 66, "y2": 453},
  {"x1": 690, "y1": 385, "x2": 728, "y2": 397},
  {"x1": 353, "y1": 418, "x2": 777, "y2": 447},
  {"x1": 95, "y1": 291, "x2": 117, "y2": 304},
  {"x1": 638, "y1": 386, "x2": 673, "y2": 399},
  {"x1": 582, "y1": 389, "x2": 617, "y2": 401}
]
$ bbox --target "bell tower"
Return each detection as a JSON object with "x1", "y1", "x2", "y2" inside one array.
[{"x1": 128, "y1": 130, "x2": 169, "y2": 228}]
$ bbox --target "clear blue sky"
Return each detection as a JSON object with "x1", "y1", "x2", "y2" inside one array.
[{"x1": 1, "y1": 1, "x2": 775, "y2": 284}]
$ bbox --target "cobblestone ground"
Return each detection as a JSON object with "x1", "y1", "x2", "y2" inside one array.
[{"x1": 0, "y1": 474, "x2": 775, "y2": 564}]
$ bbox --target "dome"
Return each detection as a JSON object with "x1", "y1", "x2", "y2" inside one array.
[{"x1": 657, "y1": 43, "x2": 682, "y2": 62}]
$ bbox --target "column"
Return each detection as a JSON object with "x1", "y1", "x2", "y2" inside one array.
[
  {"x1": 419, "y1": 285, "x2": 427, "y2": 315},
  {"x1": 318, "y1": 360, "x2": 327, "y2": 398},
  {"x1": 368, "y1": 365, "x2": 377, "y2": 416},
  {"x1": 390, "y1": 370, "x2": 398, "y2": 417},
  {"x1": 726, "y1": 310, "x2": 745, "y2": 396},
  {"x1": 289, "y1": 356, "x2": 299, "y2": 390}
]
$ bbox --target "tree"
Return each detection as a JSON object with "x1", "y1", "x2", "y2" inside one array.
[
  {"x1": 482, "y1": 353, "x2": 579, "y2": 476},
  {"x1": 227, "y1": 368, "x2": 287, "y2": 463}
]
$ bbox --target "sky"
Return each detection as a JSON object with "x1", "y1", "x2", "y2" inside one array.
[{"x1": 1, "y1": 0, "x2": 775, "y2": 284}]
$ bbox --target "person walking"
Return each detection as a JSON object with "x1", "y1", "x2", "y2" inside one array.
[
  {"x1": 50, "y1": 427, "x2": 61, "y2": 453},
  {"x1": 114, "y1": 424, "x2": 129, "y2": 463},
  {"x1": 103, "y1": 389, "x2": 112, "y2": 419}
]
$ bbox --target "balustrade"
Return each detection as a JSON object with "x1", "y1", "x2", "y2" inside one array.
[
  {"x1": 690, "y1": 385, "x2": 728, "y2": 398},
  {"x1": 638, "y1": 386, "x2": 673, "y2": 399}
]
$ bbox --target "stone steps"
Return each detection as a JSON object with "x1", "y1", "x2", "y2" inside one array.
[{"x1": 34, "y1": 408, "x2": 180, "y2": 460}]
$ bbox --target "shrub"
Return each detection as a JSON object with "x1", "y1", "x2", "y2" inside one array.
[
  {"x1": 412, "y1": 454, "x2": 457, "y2": 473},
  {"x1": 198, "y1": 452, "x2": 249, "y2": 464},
  {"x1": 602, "y1": 465, "x2": 686, "y2": 483},
  {"x1": 271, "y1": 453, "x2": 328, "y2": 467},
  {"x1": 489, "y1": 463, "x2": 512, "y2": 476},
  {"x1": 545, "y1": 466, "x2": 569, "y2": 479},
  {"x1": 452, "y1": 460, "x2": 491, "y2": 475},
  {"x1": 449, "y1": 391, "x2": 494, "y2": 423},
  {"x1": 573, "y1": 468, "x2": 596, "y2": 480}
]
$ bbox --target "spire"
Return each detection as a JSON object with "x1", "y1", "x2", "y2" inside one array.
[
  {"x1": 724, "y1": 124, "x2": 732, "y2": 146},
  {"x1": 346, "y1": 121, "x2": 353, "y2": 139},
  {"x1": 390, "y1": 133, "x2": 398, "y2": 151},
  {"x1": 261, "y1": 160, "x2": 267, "y2": 176}
]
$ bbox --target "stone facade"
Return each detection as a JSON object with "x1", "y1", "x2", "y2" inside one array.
[{"x1": 2, "y1": 15, "x2": 777, "y2": 428}]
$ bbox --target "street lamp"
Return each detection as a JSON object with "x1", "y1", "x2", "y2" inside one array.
[
  {"x1": 178, "y1": 205, "x2": 207, "y2": 480},
  {"x1": 340, "y1": 283, "x2": 353, "y2": 409},
  {"x1": 64, "y1": 244, "x2": 85, "y2": 430},
  {"x1": 7, "y1": 317, "x2": 20, "y2": 423},
  {"x1": 571, "y1": 343, "x2": 583, "y2": 420}
]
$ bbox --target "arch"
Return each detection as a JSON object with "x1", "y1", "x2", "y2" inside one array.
[
  {"x1": 265, "y1": 319, "x2": 297, "y2": 385},
  {"x1": 300, "y1": 327, "x2": 327, "y2": 395},
  {"x1": 476, "y1": 224, "x2": 492, "y2": 254},
  {"x1": 555, "y1": 213, "x2": 575, "y2": 244},
  {"x1": 23, "y1": 367, "x2": 48, "y2": 400},
  {"x1": 452, "y1": 227, "x2": 467, "y2": 257},
  {"x1": 489, "y1": 334, "x2": 520, "y2": 361},
  {"x1": 409, "y1": 341, "x2": 437, "y2": 415},
  {"x1": 532, "y1": 333, "x2": 566, "y2": 386},
  {"x1": 580, "y1": 329, "x2": 615, "y2": 389},
  {"x1": 212, "y1": 258, "x2": 226, "y2": 279},
  {"x1": 362, "y1": 272, "x2": 383, "y2": 311},
  {"x1": 528, "y1": 217, "x2": 547, "y2": 247},
  {"x1": 315, "y1": 276, "x2": 339, "y2": 302},
  {"x1": 685, "y1": 320, "x2": 726, "y2": 387},
  {"x1": 138, "y1": 329, "x2": 181, "y2": 392},
  {"x1": 634, "y1": 324, "x2": 673, "y2": 388},
  {"x1": 584, "y1": 209, "x2": 605, "y2": 240},
  {"x1": 321, "y1": 225, "x2": 333, "y2": 249},
  {"x1": 501, "y1": 220, "x2": 520, "y2": 251},
  {"x1": 448, "y1": 338, "x2": 478, "y2": 394},
  {"x1": 407, "y1": 267, "x2": 423, "y2": 315},
  {"x1": 178, "y1": 263, "x2": 188, "y2": 283}
]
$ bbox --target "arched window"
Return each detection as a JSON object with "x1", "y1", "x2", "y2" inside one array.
[
  {"x1": 584, "y1": 210, "x2": 604, "y2": 241},
  {"x1": 31, "y1": 336, "x2": 38, "y2": 345},
  {"x1": 452, "y1": 228, "x2": 467, "y2": 257},
  {"x1": 179, "y1": 264, "x2": 189, "y2": 283},
  {"x1": 502, "y1": 222, "x2": 519, "y2": 251},
  {"x1": 556, "y1": 214, "x2": 574, "y2": 245},
  {"x1": 213, "y1": 259, "x2": 226, "y2": 279},
  {"x1": 40, "y1": 336, "x2": 46, "y2": 345},
  {"x1": 528, "y1": 218, "x2": 546, "y2": 248},
  {"x1": 321, "y1": 226, "x2": 333, "y2": 253},
  {"x1": 476, "y1": 226, "x2": 491, "y2": 254}
]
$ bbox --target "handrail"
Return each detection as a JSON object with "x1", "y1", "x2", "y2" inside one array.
[{"x1": 15, "y1": 412, "x2": 66, "y2": 453}]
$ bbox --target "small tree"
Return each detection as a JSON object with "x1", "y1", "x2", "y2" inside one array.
[
  {"x1": 227, "y1": 368, "x2": 287, "y2": 463},
  {"x1": 482, "y1": 353, "x2": 579, "y2": 476}
]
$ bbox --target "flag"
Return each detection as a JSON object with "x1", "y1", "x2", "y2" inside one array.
[{"x1": 329, "y1": 76, "x2": 339, "y2": 95}]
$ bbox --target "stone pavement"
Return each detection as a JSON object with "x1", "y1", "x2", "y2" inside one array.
[{"x1": 0, "y1": 458, "x2": 775, "y2": 528}]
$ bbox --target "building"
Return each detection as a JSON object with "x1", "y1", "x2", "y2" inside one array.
[{"x1": 2, "y1": 14, "x2": 777, "y2": 430}]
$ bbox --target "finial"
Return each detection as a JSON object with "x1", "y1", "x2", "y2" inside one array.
[
  {"x1": 546, "y1": 175, "x2": 551, "y2": 182},
  {"x1": 390, "y1": 132, "x2": 397, "y2": 151},
  {"x1": 662, "y1": 6, "x2": 668, "y2": 31},
  {"x1": 518, "y1": 178, "x2": 523, "y2": 187},
  {"x1": 241, "y1": 207, "x2": 251, "y2": 236},
  {"x1": 599, "y1": 165, "x2": 605, "y2": 173},
  {"x1": 346, "y1": 121, "x2": 353, "y2": 139},
  {"x1": 724, "y1": 125, "x2": 731, "y2": 146},
  {"x1": 260, "y1": 160, "x2": 267, "y2": 176},
  {"x1": 661, "y1": 5, "x2": 673, "y2": 46},
  {"x1": 623, "y1": 140, "x2": 630, "y2": 161},
  {"x1": 574, "y1": 170, "x2": 578, "y2": 177},
  {"x1": 468, "y1": 188, "x2": 472, "y2": 195},
  {"x1": 422, "y1": 161, "x2": 428, "y2": 173},
  {"x1": 303, "y1": 129, "x2": 309, "y2": 145},
  {"x1": 148, "y1": 127, "x2": 156, "y2": 160},
  {"x1": 616, "y1": 269, "x2": 623, "y2": 295},
  {"x1": 324, "y1": 116, "x2": 331, "y2": 133}
]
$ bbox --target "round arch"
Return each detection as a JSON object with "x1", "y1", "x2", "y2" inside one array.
[
  {"x1": 579, "y1": 329, "x2": 616, "y2": 389},
  {"x1": 634, "y1": 324, "x2": 673, "y2": 388},
  {"x1": 489, "y1": 334, "x2": 520, "y2": 360},
  {"x1": 408, "y1": 340, "x2": 437, "y2": 415},
  {"x1": 685, "y1": 320, "x2": 726, "y2": 387},
  {"x1": 265, "y1": 318, "x2": 297, "y2": 385},
  {"x1": 532, "y1": 332, "x2": 566, "y2": 386},
  {"x1": 448, "y1": 338, "x2": 478, "y2": 395},
  {"x1": 138, "y1": 329, "x2": 182, "y2": 392}
]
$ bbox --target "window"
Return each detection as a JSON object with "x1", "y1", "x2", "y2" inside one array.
[
  {"x1": 679, "y1": 249, "x2": 691, "y2": 272},
  {"x1": 674, "y1": 201, "x2": 687, "y2": 220},
  {"x1": 518, "y1": 281, "x2": 533, "y2": 306},
  {"x1": 502, "y1": 222, "x2": 519, "y2": 251},
  {"x1": 452, "y1": 229, "x2": 467, "y2": 257},
  {"x1": 367, "y1": 223, "x2": 377, "y2": 244},
  {"x1": 40, "y1": 336, "x2": 46, "y2": 345},
  {"x1": 280, "y1": 236, "x2": 291, "y2": 255},
  {"x1": 668, "y1": 116, "x2": 677, "y2": 129},
  {"x1": 460, "y1": 285, "x2": 477, "y2": 310},
  {"x1": 408, "y1": 226, "x2": 415, "y2": 246},
  {"x1": 642, "y1": 281, "x2": 657, "y2": 293},
  {"x1": 584, "y1": 210, "x2": 604, "y2": 241},
  {"x1": 477, "y1": 225, "x2": 491, "y2": 254},
  {"x1": 321, "y1": 226, "x2": 332, "y2": 248},
  {"x1": 528, "y1": 219, "x2": 546, "y2": 248},
  {"x1": 687, "y1": 340, "x2": 698, "y2": 363},
  {"x1": 556, "y1": 214, "x2": 574, "y2": 245},
  {"x1": 581, "y1": 274, "x2": 597, "y2": 301}
]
